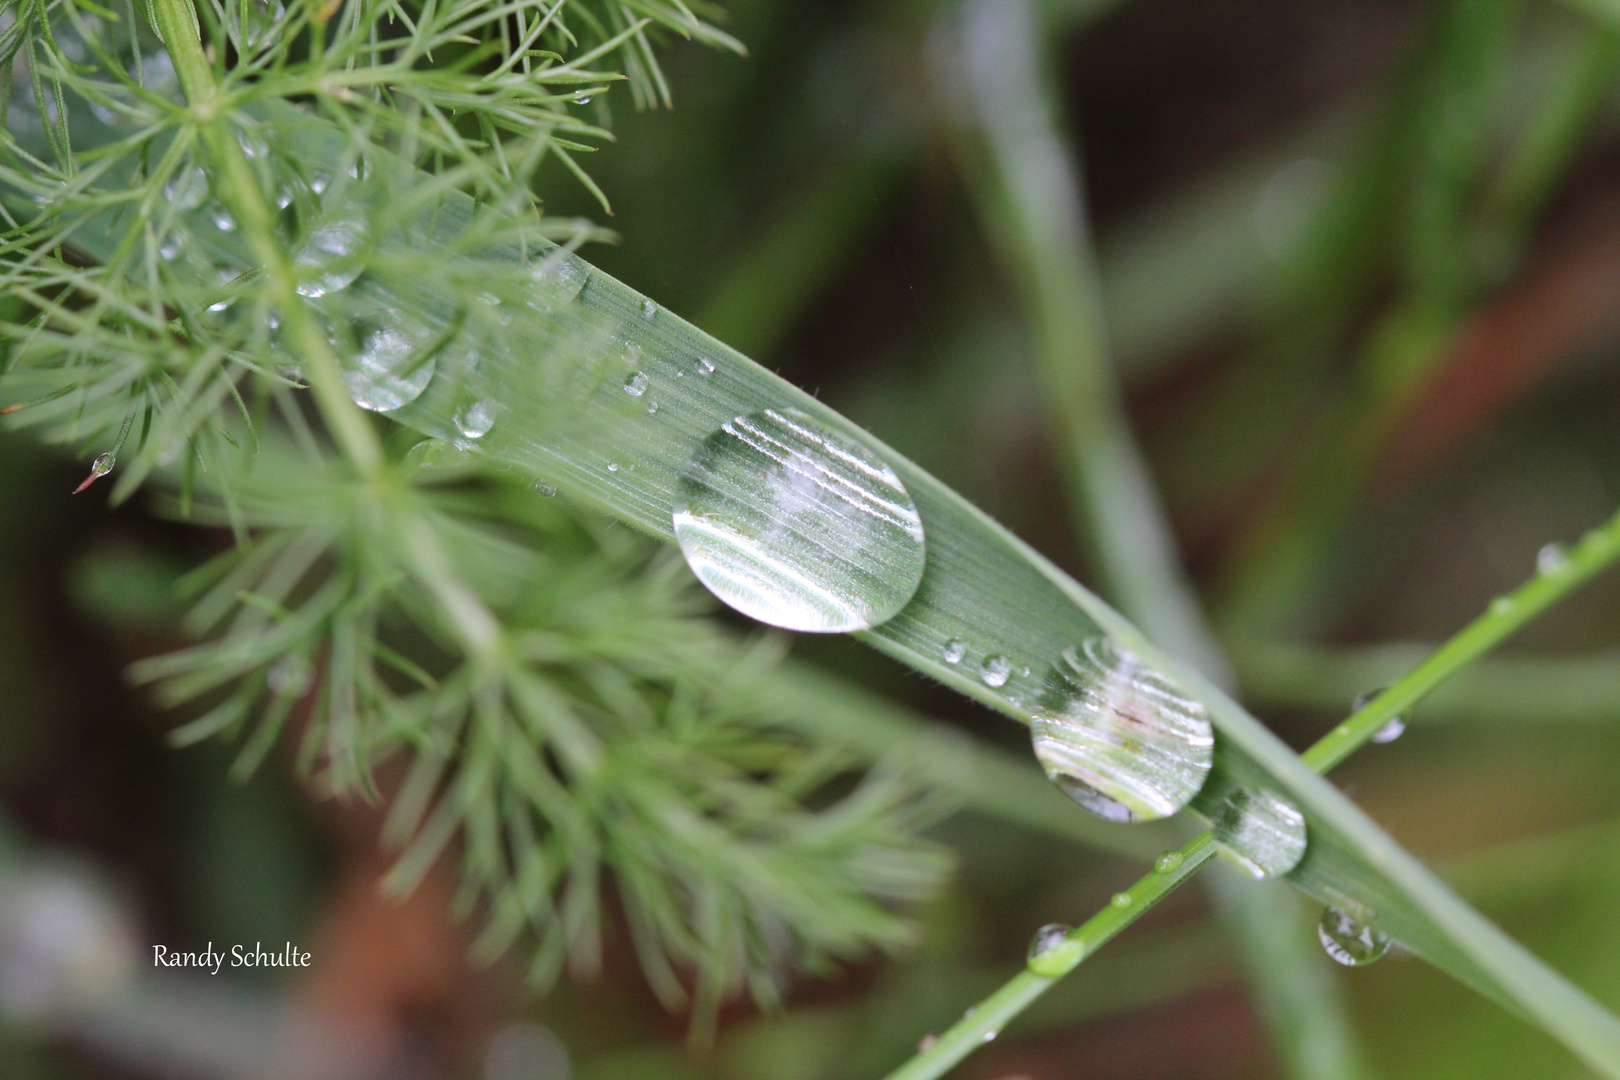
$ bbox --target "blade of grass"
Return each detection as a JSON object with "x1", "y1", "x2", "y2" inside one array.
[{"x1": 942, "y1": 3, "x2": 1369, "y2": 1077}]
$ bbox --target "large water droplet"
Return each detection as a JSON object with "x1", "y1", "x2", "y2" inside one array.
[
  {"x1": 342, "y1": 310, "x2": 435, "y2": 412},
  {"x1": 672, "y1": 407, "x2": 926, "y2": 634},
  {"x1": 624, "y1": 372, "x2": 648, "y2": 397},
  {"x1": 942, "y1": 638, "x2": 966, "y2": 664},
  {"x1": 164, "y1": 166, "x2": 208, "y2": 212},
  {"x1": 1318, "y1": 907, "x2": 1390, "y2": 967},
  {"x1": 455, "y1": 399, "x2": 497, "y2": 439},
  {"x1": 1023, "y1": 919, "x2": 1075, "y2": 977},
  {"x1": 295, "y1": 218, "x2": 364, "y2": 298},
  {"x1": 1213, "y1": 787, "x2": 1307, "y2": 879},
  {"x1": 1030, "y1": 637, "x2": 1215, "y2": 823}
]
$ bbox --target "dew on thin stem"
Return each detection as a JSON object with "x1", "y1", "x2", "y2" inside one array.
[
  {"x1": 1537, "y1": 542, "x2": 1569, "y2": 576},
  {"x1": 1352, "y1": 687, "x2": 1405, "y2": 744}
]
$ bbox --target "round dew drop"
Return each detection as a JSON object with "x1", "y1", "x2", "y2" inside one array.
[
  {"x1": 1154, "y1": 850, "x2": 1185, "y2": 874},
  {"x1": 1318, "y1": 907, "x2": 1391, "y2": 967},
  {"x1": 1111, "y1": 891, "x2": 1132, "y2": 908},
  {"x1": 980, "y1": 655, "x2": 1012, "y2": 688},
  {"x1": 343, "y1": 310, "x2": 435, "y2": 412},
  {"x1": 1025, "y1": 923, "x2": 1072, "y2": 977},
  {"x1": 624, "y1": 371, "x2": 648, "y2": 397},
  {"x1": 942, "y1": 638, "x2": 967, "y2": 664},
  {"x1": 1213, "y1": 786, "x2": 1307, "y2": 879},
  {"x1": 694, "y1": 358, "x2": 716, "y2": 376},
  {"x1": 672, "y1": 407, "x2": 926, "y2": 633},
  {"x1": 455, "y1": 400, "x2": 497, "y2": 439},
  {"x1": 1029, "y1": 636, "x2": 1215, "y2": 823},
  {"x1": 1537, "y1": 542, "x2": 1569, "y2": 576},
  {"x1": 294, "y1": 219, "x2": 364, "y2": 298}
]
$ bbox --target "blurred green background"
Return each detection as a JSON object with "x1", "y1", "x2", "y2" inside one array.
[{"x1": 7, "y1": 0, "x2": 1620, "y2": 1076}]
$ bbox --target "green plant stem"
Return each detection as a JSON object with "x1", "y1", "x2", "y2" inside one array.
[
  {"x1": 148, "y1": 0, "x2": 382, "y2": 479},
  {"x1": 1236, "y1": 640, "x2": 1620, "y2": 724},
  {"x1": 949, "y1": 0, "x2": 1224, "y2": 681},
  {"x1": 880, "y1": 500, "x2": 1620, "y2": 1080},
  {"x1": 148, "y1": 0, "x2": 508, "y2": 656},
  {"x1": 884, "y1": 834, "x2": 1217, "y2": 1080}
]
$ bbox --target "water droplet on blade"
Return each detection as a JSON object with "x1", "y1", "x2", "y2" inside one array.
[
  {"x1": 641, "y1": 299, "x2": 657, "y2": 317},
  {"x1": 607, "y1": 462, "x2": 619, "y2": 473},
  {"x1": 942, "y1": 638, "x2": 966, "y2": 664},
  {"x1": 646, "y1": 401, "x2": 659, "y2": 415},
  {"x1": 1318, "y1": 907, "x2": 1390, "y2": 966},
  {"x1": 1030, "y1": 637, "x2": 1214, "y2": 823},
  {"x1": 672, "y1": 407, "x2": 927, "y2": 634},
  {"x1": 1025, "y1": 923, "x2": 1071, "y2": 976},
  {"x1": 342, "y1": 310, "x2": 435, "y2": 412},
  {"x1": 209, "y1": 204, "x2": 235, "y2": 232},
  {"x1": 534, "y1": 482, "x2": 557, "y2": 497},
  {"x1": 624, "y1": 372, "x2": 648, "y2": 397},
  {"x1": 1111, "y1": 892, "x2": 1132, "y2": 908},
  {"x1": 295, "y1": 218, "x2": 364, "y2": 298},
  {"x1": 455, "y1": 400, "x2": 497, "y2": 439},
  {"x1": 1213, "y1": 787, "x2": 1307, "y2": 879},
  {"x1": 694, "y1": 358, "x2": 716, "y2": 376},
  {"x1": 1154, "y1": 850, "x2": 1185, "y2": 873},
  {"x1": 164, "y1": 166, "x2": 208, "y2": 211},
  {"x1": 978, "y1": 654, "x2": 1012, "y2": 687}
]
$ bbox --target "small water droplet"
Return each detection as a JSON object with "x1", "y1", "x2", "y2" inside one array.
[
  {"x1": 672, "y1": 408, "x2": 927, "y2": 634},
  {"x1": 1318, "y1": 907, "x2": 1390, "y2": 967},
  {"x1": 343, "y1": 310, "x2": 435, "y2": 412},
  {"x1": 207, "y1": 299, "x2": 231, "y2": 313},
  {"x1": 1213, "y1": 786, "x2": 1307, "y2": 879},
  {"x1": 158, "y1": 234, "x2": 184, "y2": 260},
  {"x1": 295, "y1": 218, "x2": 364, "y2": 297},
  {"x1": 962, "y1": 1007, "x2": 976, "y2": 1019},
  {"x1": 694, "y1": 358, "x2": 716, "y2": 376},
  {"x1": 209, "y1": 204, "x2": 235, "y2": 232},
  {"x1": 267, "y1": 654, "x2": 313, "y2": 697},
  {"x1": 1030, "y1": 637, "x2": 1215, "y2": 823},
  {"x1": 917, "y1": 1034, "x2": 937, "y2": 1053},
  {"x1": 164, "y1": 166, "x2": 208, "y2": 211},
  {"x1": 455, "y1": 399, "x2": 497, "y2": 439},
  {"x1": 607, "y1": 462, "x2": 620, "y2": 473},
  {"x1": 266, "y1": 309, "x2": 282, "y2": 330},
  {"x1": 275, "y1": 184, "x2": 294, "y2": 209},
  {"x1": 641, "y1": 298, "x2": 657, "y2": 317},
  {"x1": 1536, "y1": 542, "x2": 1568, "y2": 576},
  {"x1": 1370, "y1": 716, "x2": 1406, "y2": 744},
  {"x1": 624, "y1": 371, "x2": 648, "y2": 397},
  {"x1": 621, "y1": 342, "x2": 643, "y2": 364},
  {"x1": 1489, "y1": 595, "x2": 1514, "y2": 615},
  {"x1": 534, "y1": 482, "x2": 557, "y2": 497},
  {"x1": 942, "y1": 638, "x2": 966, "y2": 664},
  {"x1": 981, "y1": 1030, "x2": 998, "y2": 1044},
  {"x1": 529, "y1": 255, "x2": 589, "y2": 307},
  {"x1": 236, "y1": 128, "x2": 269, "y2": 159},
  {"x1": 1154, "y1": 850, "x2": 1185, "y2": 874},
  {"x1": 647, "y1": 401, "x2": 659, "y2": 416},
  {"x1": 310, "y1": 171, "x2": 330, "y2": 195},
  {"x1": 980, "y1": 655, "x2": 1012, "y2": 688},
  {"x1": 1111, "y1": 891, "x2": 1132, "y2": 908}
]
